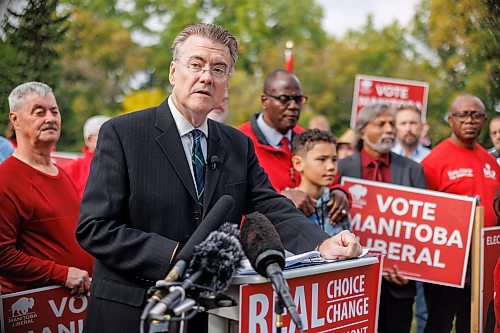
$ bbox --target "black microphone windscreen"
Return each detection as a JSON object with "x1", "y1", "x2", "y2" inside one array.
[
  {"x1": 240, "y1": 212, "x2": 285, "y2": 276},
  {"x1": 189, "y1": 222, "x2": 243, "y2": 293},
  {"x1": 175, "y1": 195, "x2": 234, "y2": 262}
]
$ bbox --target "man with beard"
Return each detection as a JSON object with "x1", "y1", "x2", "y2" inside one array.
[
  {"x1": 0, "y1": 82, "x2": 93, "y2": 295},
  {"x1": 392, "y1": 104, "x2": 430, "y2": 333},
  {"x1": 392, "y1": 105, "x2": 430, "y2": 163},
  {"x1": 238, "y1": 69, "x2": 349, "y2": 221},
  {"x1": 488, "y1": 115, "x2": 500, "y2": 165},
  {"x1": 421, "y1": 95, "x2": 500, "y2": 333},
  {"x1": 336, "y1": 103, "x2": 427, "y2": 333}
]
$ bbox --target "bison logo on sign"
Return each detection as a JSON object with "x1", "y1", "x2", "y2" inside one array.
[
  {"x1": 10, "y1": 297, "x2": 35, "y2": 316},
  {"x1": 348, "y1": 184, "x2": 368, "y2": 208}
]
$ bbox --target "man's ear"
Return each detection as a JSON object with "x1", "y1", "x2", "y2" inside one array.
[
  {"x1": 169, "y1": 61, "x2": 176, "y2": 85},
  {"x1": 9, "y1": 112, "x2": 19, "y2": 131},
  {"x1": 292, "y1": 155, "x2": 304, "y2": 173}
]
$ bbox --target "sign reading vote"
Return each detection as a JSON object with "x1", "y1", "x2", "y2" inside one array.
[
  {"x1": 350, "y1": 74, "x2": 429, "y2": 128},
  {"x1": 239, "y1": 259, "x2": 382, "y2": 333},
  {"x1": 341, "y1": 177, "x2": 476, "y2": 287},
  {"x1": 0, "y1": 285, "x2": 87, "y2": 333}
]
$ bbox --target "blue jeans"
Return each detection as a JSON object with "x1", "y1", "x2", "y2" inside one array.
[{"x1": 415, "y1": 281, "x2": 428, "y2": 333}]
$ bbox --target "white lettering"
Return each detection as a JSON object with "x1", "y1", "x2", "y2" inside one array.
[
  {"x1": 311, "y1": 283, "x2": 324, "y2": 328},
  {"x1": 68, "y1": 297, "x2": 87, "y2": 314},
  {"x1": 375, "y1": 85, "x2": 409, "y2": 99},
  {"x1": 248, "y1": 294, "x2": 269, "y2": 333},
  {"x1": 49, "y1": 297, "x2": 67, "y2": 318}
]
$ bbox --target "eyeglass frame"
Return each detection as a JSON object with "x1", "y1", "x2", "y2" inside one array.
[
  {"x1": 263, "y1": 92, "x2": 308, "y2": 106},
  {"x1": 450, "y1": 110, "x2": 486, "y2": 122},
  {"x1": 174, "y1": 59, "x2": 230, "y2": 82}
]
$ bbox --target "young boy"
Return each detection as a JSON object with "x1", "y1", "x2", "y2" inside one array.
[{"x1": 291, "y1": 129, "x2": 351, "y2": 236}]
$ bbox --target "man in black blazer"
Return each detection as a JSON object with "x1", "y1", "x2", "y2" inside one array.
[
  {"x1": 76, "y1": 23, "x2": 361, "y2": 332},
  {"x1": 337, "y1": 103, "x2": 427, "y2": 333}
]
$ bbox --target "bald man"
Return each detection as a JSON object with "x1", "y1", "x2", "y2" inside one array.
[
  {"x1": 238, "y1": 70, "x2": 349, "y2": 222},
  {"x1": 421, "y1": 94, "x2": 500, "y2": 333}
]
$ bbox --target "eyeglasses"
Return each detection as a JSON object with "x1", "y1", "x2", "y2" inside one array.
[
  {"x1": 451, "y1": 111, "x2": 486, "y2": 122},
  {"x1": 175, "y1": 59, "x2": 229, "y2": 82},
  {"x1": 264, "y1": 92, "x2": 308, "y2": 106}
]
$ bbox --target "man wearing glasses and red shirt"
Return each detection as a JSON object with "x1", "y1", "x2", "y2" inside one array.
[
  {"x1": 238, "y1": 69, "x2": 350, "y2": 223},
  {"x1": 421, "y1": 94, "x2": 500, "y2": 333}
]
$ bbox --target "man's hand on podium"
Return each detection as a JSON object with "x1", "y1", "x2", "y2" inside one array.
[{"x1": 317, "y1": 230, "x2": 362, "y2": 260}]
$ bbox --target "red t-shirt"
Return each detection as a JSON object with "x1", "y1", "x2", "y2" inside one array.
[
  {"x1": 421, "y1": 138, "x2": 500, "y2": 227},
  {"x1": 62, "y1": 147, "x2": 94, "y2": 198},
  {"x1": 0, "y1": 156, "x2": 93, "y2": 293}
]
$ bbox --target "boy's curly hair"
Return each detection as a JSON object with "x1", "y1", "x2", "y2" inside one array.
[{"x1": 292, "y1": 129, "x2": 336, "y2": 155}]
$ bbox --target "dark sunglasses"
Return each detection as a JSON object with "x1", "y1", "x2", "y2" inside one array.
[{"x1": 264, "y1": 92, "x2": 308, "y2": 105}]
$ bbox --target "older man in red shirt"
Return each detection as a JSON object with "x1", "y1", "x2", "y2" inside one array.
[{"x1": 0, "y1": 82, "x2": 92, "y2": 295}]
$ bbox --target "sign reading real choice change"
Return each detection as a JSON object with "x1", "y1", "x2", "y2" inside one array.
[
  {"x1": 351, "y1": 74, "x2": 429, "y2": 128},
  {"x1": 341, "y1": 177, "x2": 477, "y2": 288},
  {"x1": 239, "y1": 258, "x2": 383, "y2": 333},
  {"x1": 0, "y1": 285, "x2": 87, "y2": 333}
]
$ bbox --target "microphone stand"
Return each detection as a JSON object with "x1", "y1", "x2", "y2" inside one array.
[{"x1": 275, "y1": 295, "x2": 284, "y2": 333}]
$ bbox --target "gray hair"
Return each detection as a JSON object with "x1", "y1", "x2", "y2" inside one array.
[
  {"x1": 83, "y1": 115, "x2": 111, "y2": 139},
  {"x1": 8, "y1": 82, "x2": 53, "y2": 112},
  {"x1": 354, "y1": 104, "x2": 395, "y2": 150},
  {"x1": 355, "y1": 104, "x2": 394, "y2": 135},
  {"x1": 171, "y1": 23, "x2": 238, "y2": 73}
]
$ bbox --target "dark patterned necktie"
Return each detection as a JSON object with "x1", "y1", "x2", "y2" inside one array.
[{"x1": 191, "y1": 129, "x2": 205, "y2": 204}]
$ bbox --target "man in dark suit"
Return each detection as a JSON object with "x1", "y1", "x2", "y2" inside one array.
[
  {"x1": 76, "y1": 23, "x2": 361, "y2": 332},
  {"x1": 337, "y1": 103, "x2": 427, "y2": 333}
]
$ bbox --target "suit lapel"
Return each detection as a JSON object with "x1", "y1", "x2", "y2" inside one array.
[
  {"x1": 390, "y1": 152, "x2": 402, "y2": 184},
  {"x1": 154, "y1": 100, "x2": 198, "y2": 203},
  {"x1": 203, "y1": 120, "x2": 226, "y2": 214}
]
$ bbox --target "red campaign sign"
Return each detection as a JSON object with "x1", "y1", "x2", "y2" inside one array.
[
  {"x1": 480, "y1": 226, "x2": 500, "y2": 333},
  {"x1": 341, "y1": 177, "x2": 476, "y2": 288},
  {"x1": 350, "y1": 74, "x2": 429, "y2": 128},
  {"x1": 0, "y1": 286, "x2": 87, "y2": 333},
  {"x1": 239, "y1": 259, "x2": 382, "y2": 333}
]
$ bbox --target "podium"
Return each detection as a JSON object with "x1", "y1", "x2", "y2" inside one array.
[{"x1": 208, "y1": 256, "x2": 383, "y2": 333}]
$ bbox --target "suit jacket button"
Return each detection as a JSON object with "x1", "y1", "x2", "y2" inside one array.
[{"x1": 194, "y1": 211, "x2": 201, "y2": 220}]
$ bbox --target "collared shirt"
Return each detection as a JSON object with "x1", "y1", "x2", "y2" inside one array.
[
  {"x1": 256, "y1": 113, "x2": 292, "y2": 150},
  {"x1": 168, "y1": 96, "x2": 208, "y2": 185},
  {"x1": 360, "y1": 149, "x2": 391, "y2": 182},
  {"x1": 392, "y1": 142, "x2": 431, "y2": 163}
]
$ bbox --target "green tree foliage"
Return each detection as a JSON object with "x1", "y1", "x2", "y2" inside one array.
[
  {"x1": 2, "y1": 0, "x2": 497, "y2": 150},
  {"x1": 57, "y1": 8, "x2": 151, "y2": 150},
  {"x1": 0, "y1": 0, "x2": 69, "y2": 135},
  {"x1": 412, "y1": 0, "x2": 500, "y2": 145}
]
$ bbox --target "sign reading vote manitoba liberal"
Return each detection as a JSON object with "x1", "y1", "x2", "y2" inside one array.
[
  {"x1": 239, "y1": 259, "x2": 383, "y2": 333},
  {"x1": 350, "y1": 74, "x2": 429, "y2": 128},
  {"x1": 341, "y1": 177, "x2": 477, "y2": 288},
  {"x1": 0, "y1": 285, "x2": 87, "y2": 333}
]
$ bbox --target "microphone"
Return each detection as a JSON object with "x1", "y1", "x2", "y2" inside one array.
[
  {"x1": 144, "y1": 195, "x2": 234, "y2": 315},
  {"x1": 149, "y1": 222, "x2": 243, "y2": 318},
  {"x1": 209, "y1": 155, "x2": 219, "y2": 170},
  {"x1": 240, "y1": 212, "x2": 303, "y2": 331}
]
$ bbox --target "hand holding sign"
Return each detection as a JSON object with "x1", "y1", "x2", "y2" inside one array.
[{"x1": 383, "y1": 265, "x2": 409, "y2": 286}]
